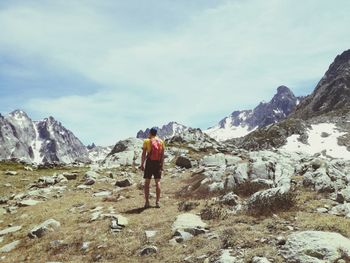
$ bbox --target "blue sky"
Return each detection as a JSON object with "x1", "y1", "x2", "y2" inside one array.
[{"x1": 0, "y1": 0, "x2": 349, "y2": 145}]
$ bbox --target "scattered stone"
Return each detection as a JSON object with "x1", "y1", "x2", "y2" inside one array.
[
  {"x1": 140, "y1": 245, "x2": 158, "y2": 256},
  {"x1": 115, "y1": 178, "x2": 133, "y2": 188},
  {"x1": 176, "y1": 156, "x2": 192, "y2": 169},
  {"x1": 0, "y1": 226, "x2": 22, "y2": 236},
  {"x1": 0, "y1": 240, "x2": 20, "y2": 253},
  {"x1": 90, "y1": 211, "x2": 102, "y2": 222},
  {"x1": 172, "y1": 213, "x2": 207, "y2": 232},
  {"x1": 316, "y1": 207, "x2": 328, "y2": 213},
  {"x1": 216, "y1": 249, "x2": 242, "y2": 263},
  {"x1": 17, "y1": 199, "x2": 41, "y2": 207},
  {"x1": 330, "y1": 203, "x2": 350, "y2": 217},
  {"x1": 84, "y1": 178, "x2": 96, "y2": 185},
  {"x1": 5, "y1": 171, "x2": 17, "y2": 176},
  {"x1": 77, "y1": 184, "x2": 91, "y2": 190},
  {"x1": 145, "y1": 230, "x2": 157, "y2": 242},
  {"x1": 92, "y1": 191, "x2": 112, "y2": 197},
  {"x1": 252, "y1": 256, "x2": 271, "y2": 263},
  {"x1": 24, "y1": 166, "x2": 33, "y2": 171},
  {"x1": 173, "y1": 230, "x2": 194, "y2": 243},
  {"x1": 280, "y1": 231, "x2": 350, "y2": 262},
  {"x1": 276, "y1": 236, "x2": 286, "y2": 246},
  {"x1": 28, "y1": 219, "x2": 61, "y2": 238},
  {"x1": 81, "y1": 242, "x2": 90, "y2": 251},
  {"x1": 115, "y1": 215, "x2": 128, "y2": 226}
]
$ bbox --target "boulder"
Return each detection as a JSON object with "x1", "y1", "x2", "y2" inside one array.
[
  {"x1": 303, "y1": 168, "x2": 334, "y2": 192},
  {"x1": 247, "y1": 186, "x2": 294, "y2": 214},
  {"x1": 140, "y1": 245, "x2": 158, "y2": 256},
  {"x1": 280, "y1": 231, "x2": 350, "y2": 262},
  {"x1": 175, "y1": 156, "x2": 192, "y2": 169},
  {"x1": 115, "y1": 178, "x2": 133, "y2": 188},
  {"x1": 28, "y1": 219, "x2": 61, "y2": 238},
  {"x1": 201, "y1": 153, "x2": 226, "y2": 167}
]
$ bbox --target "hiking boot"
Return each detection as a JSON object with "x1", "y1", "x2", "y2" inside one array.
[
  {"x1": 155, "y1": 202, "x2": 160, "y2": 208},
  {"x1": 144, "y1": 202, "x2": 150, "y2": 209}
]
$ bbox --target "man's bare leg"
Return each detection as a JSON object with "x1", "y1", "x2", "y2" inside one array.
[
  {"x1": 155, "y1": 179, "x2": 161, "y2": 207},
  {"x1": 144, "y1": 179, "x2": 151, "y2": 207}
]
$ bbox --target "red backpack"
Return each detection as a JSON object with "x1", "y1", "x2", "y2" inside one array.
[{"x1": 148, "y1": 138, "x2": 163, "y2": 161}]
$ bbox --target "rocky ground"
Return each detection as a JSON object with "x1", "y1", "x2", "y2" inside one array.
[{"x1": 2, "y1": 136, "x2": 350, "y2": 262}]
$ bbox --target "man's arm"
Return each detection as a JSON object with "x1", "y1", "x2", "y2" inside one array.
[{"x1": 140, "y1": 148, "x2": 147, "y2": 170}]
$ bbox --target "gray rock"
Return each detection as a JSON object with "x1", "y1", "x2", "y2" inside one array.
[
  {"x1": 0, "y1": 240, "x2": 20, "y2": 253},
  {"x1": 336, "y1": 186, "x2": 350, "y2": 203},
  {"x1": 303, "y1": 168, "x2": 334, "y2": 192},
  {"x1": 201, "y1": 153, "x2": 226, "y2": 167},
  {"x1": 330, "y1": 203, "x2": 350, "y2": 217},
  {"x1": 172, "y1": 213, "x2": 207, "y2": 232},
  {"x1": 17, "y1": 199, "x2": 41, "y2": 207},
  {"x1": 233, "y1": 162, "x2": 249, "y2": 184},
  {"x1": 280, "y1": 231, "x2": 350, "y2": 262},
  {"x1": 175, "y1": 156, "x2": 192, "y2": 169},
  {"x1": 215, "y1": 249, "x2": 242, "y2": 263},
  {"x1": 145, "y1": 230, "x2": 157, "y2": 242},
  {"x1": 173, "y1": 230, "x2": 194, "y2": 243},
  {"x1": 140, "y1": 245, "x2": 158, "y2": 256},
  {"x1": 28, "y1": 219, "x2": 61, "y2": 238},
  {"x1": 5, "y1": 171, "x2": 17, "y2": 176},
  {"x1": 247, "y1": 186, "x2": 293, "y2": 213},
  {"x1": 92, "y1": 191, "x2": 112, "y2": 197},
  {"x1": 0, "y1": 226, "x2": 22, "y2": 236},
  {"x1": 115, "y1": 178, "x2": 133, "y2": 188},
  {"x1": 252, "y1": 257, "x2": 271, "y2": 263}
]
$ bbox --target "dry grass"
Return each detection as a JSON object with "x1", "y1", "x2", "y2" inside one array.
[{"x1": 2, "y1": 160, "x2": 350, "y2": 262}]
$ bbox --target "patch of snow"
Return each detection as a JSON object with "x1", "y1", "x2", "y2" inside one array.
[
  {"x1": 282, "y1": 123, "x2": 350, "y2": 160},
  {"x1": 205, "y1": 125, "x2": 256, "y2": 141},
  {"x1": 32, "y1": 123, "x2": 43, "y2": 164}
]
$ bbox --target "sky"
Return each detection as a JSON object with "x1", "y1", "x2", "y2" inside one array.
[{"x1": 0, "y1": 0, "x2": 350, "y2": 146}]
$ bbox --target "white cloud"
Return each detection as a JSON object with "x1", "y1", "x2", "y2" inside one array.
[{"x1": 1, "y1": 0, "x2": 350, "y2": 145}]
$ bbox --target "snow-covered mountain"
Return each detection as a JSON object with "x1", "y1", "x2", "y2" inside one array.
[
  {"x1": 87, "y1": 143, "x2": 113, "y2": 163},
  {"x1": 136, "y1": 121, "x2": 188, "y2": 139},
  {"x1": 205, "y1": 86, "x2": 301, "y2": 141},
  {"x1": 0, "y1": 110, "x2": 89, "y2": 164}
]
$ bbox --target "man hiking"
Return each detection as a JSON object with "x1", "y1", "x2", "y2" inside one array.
[{"x1": 139, "y1": 128, "x2": 165, "y2": 208}]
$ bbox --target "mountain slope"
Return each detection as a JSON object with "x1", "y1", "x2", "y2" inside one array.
[
  {"x1": 205, "y1": 86, "x2": 301, "y2": 141},
  {"x1": 0, "y1": 110, "x2": 89, "y2": 164},
  {"x1": 136, "y1": 121, "x2": 188, "y2": 139},
  {"x1": 234, "y1": 49, "x2": 350, "y2": 158},
  {"x1": 293, "y1": 49, "x2": 350, "y2": 119}
]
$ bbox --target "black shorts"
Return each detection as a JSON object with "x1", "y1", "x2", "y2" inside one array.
[{"x1": 144, "y1": 159, "x2": 161, "y2": 179}]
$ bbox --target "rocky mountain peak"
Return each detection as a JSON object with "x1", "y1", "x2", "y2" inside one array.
[
  {"x1": 293, "y1": 49, "x2": 350, "y2": 119},
  {"x1": 205, "y1": 86, "x2": 300, "y2": 141},
  {"x1": 136, "y1": 121, "x2": 188, "y2": 139}
]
